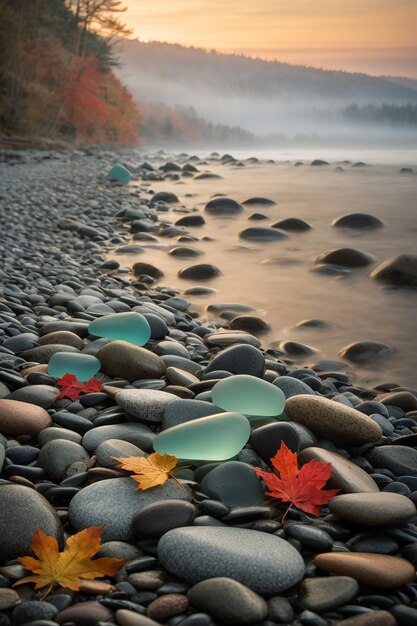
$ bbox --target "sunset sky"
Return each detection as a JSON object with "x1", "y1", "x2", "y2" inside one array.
[{"x1": 124, "y1": 0, "x2": 417, "y2": 77}]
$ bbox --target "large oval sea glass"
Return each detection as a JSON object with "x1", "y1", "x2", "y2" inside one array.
[
  {"x1": 212, "y1": 374, "x2": 285, "y2": 416},
  {"x1": 153, "y1": 412, "x2": 251, "y2": 461},
  {"x1": 107, "y1": 164, "x2": 132, "y2": 185},
  {"x1": 89, "y1": 312, "x2": 151, "y2": 346},
  {"x1": 48, "y1": 352, "x2": 101, "y2": 381}
]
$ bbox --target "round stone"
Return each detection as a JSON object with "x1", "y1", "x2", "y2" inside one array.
[
  {"x1": 329, "y1": 492, "x2": 417, "y2": 526},
  {"x1": 200, "y1": 461, "x2": 264, "y2": 507},
  {"x1": 0, "y1": 399, "x2": 52, "y2": 436},
  {"x1": 366, "y1": 445, "x2": 417, "y2": 477},
  {"x1": 187, "y1": 578, "x2": 268, "y2": 625},
  {"x1": 96, "y1": 439, "x2": 146, "y2": 468},
  {"x1": 273, "y1": 376, "x2": 316, "y2": 398},
  {"x1": 97, "y1": 340, "x2": 166, "y2": 381},
  {"x1": 315, "y1": 248, "x2": 375, "y2": 267},
  {"x1": 147, "y1": 594, "x2": 189, "y2": 621},
  {"x1": 285, "y1": 394, "x2": 382, "y2": 445},
  {"x1": 205, "y1": 344, "x2": 265, "y2": 377},
  {"x1": 132, "y1": 262, "x2": 164, "y2": 279},
  {"x1": 339, "y1": 341, "x2": 395, "y2": 364},
  {"x1": 300, "y1": 576, "x2": 359, "y2": 613},
  {"x1": 314, "y1": 553, "x2": 416, "y2": 589},
  {"x1": 69, "y1": 477, "x2": 191, "y2": 541},
  {"x1": 37, "y1": 439, "x2": 90, "y2": 481},
  {"x1": 336, "y1": 612, "x2": 397, "y2": 626},
  {"x1": 332, "y1": 213, "x2": 384, "y2": 229},
  {"x1": 48, "y1": 352, "x2": 101, "y2": 381},
  {"x1": 297, "y1": 447, "x2": 379, "y2": 493},
  {"x1": 178, "y1": 264, "x2": 221, "y2": 280},
  {"x1": 133, "y1": 500, "x2": 196, "y2": 538},
  {"x1": 162, "y1": 399, "x2": 222, "y2": 430},
  {"x1": 82, "y1": 423, "x2": 155, "y2": 453},
  {"x1": 0, "y1": 484, "x2": 62, "y2": 560},
  {"x1": 158, "y1": 526, "x2": 305, "y2": 594},
  {"x1": 153, "y1": 412, "x2": 251, "y2": 461},
  {"x1": 271, "y1": 218, "x2": 312, "y2": 231},
  {"x1": 212, "y1": 374, "x2": 285, "y2": 416},
  {"x1": 0, "y1": 588, "x2": 20, "y2": 610},
  {"x1": 12, "y1": 601, "x2": 58, "y2": 625},
  {"x1": 115, "y1": 389, "x2": 177, "y2": 423},
  {"x1": 6, "y1": 385, "x2": 60, "y2": 409},
  {"x1": 239, "y1": 227, "x2": 288, "y2": 241},
  {"x1": 242, "y1": 197, "x2": 275, "y2": 206},
  {"x1": 229, "y1": 316, "x2": 271, "y2": 333},
  {"x1": 39, "y1": 331, "x2": 85, "y2": 349},
  {"x1": 88, "y1": 312, "x2": 151, "y2": 346},
  {"x1": 251, "y1": 422, "x2": 301, "y2": 461},
  {"x1": 204, "y1": 198, "x2": 243, "y2": 214},
  {"x1": 370, "y1": 254, "x2": 417, "y2": 286}
]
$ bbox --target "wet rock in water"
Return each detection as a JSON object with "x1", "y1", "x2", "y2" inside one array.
[
  {"x1": 158, "y1": 527, "x2": 305, "y2": 594},
  {"x1": 195, "y1": 172, "x2": 223, "y2": 179},
  {"x1": 187, "y1": 578, "x2": 268, "y2": 625},
  {"x1": 69, "y1": 477, "x2": 191, "y2": 541},
  {"x1": 115, "y1": 389, "x2": 177, "y2": 422},
  {"x1": 88, "y1": 311, "x2": 151, "y2": 347},
  {"x1": 315, "y1": 247, "x2": 375, "y2": 267},
  {"x1": 97, "y1": 340, "x2": 166, "y2": 381},
  {"x1": 48, "y1": 352, "x2": 101, "y2": 381},
  {"x1": 295, "y1": 318, "x2": 332, "y2": 329},
  {"x1": 0, "y1": 484, "x2": 62, "y2": 560},
  {"x1": 311, "y1": 159, "x2": 329, "y2": 165},
  {"x1": 152, "y1": 191, "x2": 179, "y2": 203},
  {"x1": 178, "y1": 264, "x2": 221, "y2": 280},
  {"x1": 248, "y1": 212, "x2": 269, "y2": 220},
  {"x1": 298, "y1": 447, "x2": 379, "y2": 493},
  {"x1": 332, "y1": 213, "x2": 384, "y2": 229},
  {"x1": 314, "y1": 552, "x2": 415, "y2": 588},
  {"x1": 242, "y1": 197, "x2": 276, "y2": 206},
  {"x1": 175, "y1": 214, "x2": 205, "y2": 227},
  {"x1": 132, "y1": 262, "x2": 164, "y2": 279},
  {"x1": 169, "y1": 246, "x2": 203, "y2": 258},
  {"x1": 339, "y1": 340, "x2": 395, "y2": 363},
  {"x1": 107, "y1": 164, "x2": 132, "y2": 184},
  {"x1": 329, "y1": 492, "x2": 416, "y2": 526},
  {"x1": 300, "y1": 576, "x2": 359, "y2": 613},
  {"x1": 271, "y1": 218, "x2": 312, "y2": 231},
  {"x1": 211, "y1": 374, "x2": 285, "y2": 416},
  {"x1": 239, "y1": 227, "x2": 288, "y2": 241},
  {"x1": 370, "y1": 254, "x2": 417, "y2": 286},
  {"x1": 229, "y1": 315, "x2": 271, "y2": 333},
  {"x1": 204, "y1": 331, "x2": 261, "y2": 348},
  {"x1": 153, "y1": 411, "x2": 250, "y2": 461},
  {"x1": 285, "y1": 395, "x2": 383, "y2": 445},
  {"x1": 204, "y1": 197, "x2": 243, "y2": 214},
  {"x1": 115, "y1": 244, "x2": 144, "y2": 254},
  {"x1": 279, "y1": 340, "x2": 318, "y2": 357},
  {"x1": 0, "y1": 399, "x2": 52, "y2": 435}
]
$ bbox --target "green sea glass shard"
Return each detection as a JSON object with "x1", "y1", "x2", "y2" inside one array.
[
  {"x1": 212, "y1": 374, "x2": 285, "y2": 416},
  {"x1": 89, "y1": 312, "x2": 151, "y2": 346},
  {"x1": 107, "y1": 164, "x2": 132, "y2": 185},
  {"x1": 48, "y1": 352, "x2": 101, "y2": 381},
  {"x1": 153, "y1": 411, "x2": 251, "y2": 461}
]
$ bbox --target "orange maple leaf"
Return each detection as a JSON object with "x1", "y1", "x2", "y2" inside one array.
[
  {"x1": 254, "y1": 442, "x2": 339, "y2": 520},
  {"x1": 57, "y1": 373, "x2": 104, "y2": 400},
  {"x1": 15, "y1": 526, "x2": 126, "y2": 599},
  {"x1": 114, "y1": 451, "x2": 184, "y2": 491}
]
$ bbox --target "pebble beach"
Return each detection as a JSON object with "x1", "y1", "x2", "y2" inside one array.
[{"x1": 1, "y1": 148, "x2": 417, "y2": 626}]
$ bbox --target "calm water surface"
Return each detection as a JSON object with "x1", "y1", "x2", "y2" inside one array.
[{"x1": 112, "y1": 150, "x2": 417, "y2": 388}]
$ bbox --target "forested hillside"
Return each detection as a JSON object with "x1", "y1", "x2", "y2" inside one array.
[{"x1": 0, "y1": 0, "x2": 139, "y2": 145}]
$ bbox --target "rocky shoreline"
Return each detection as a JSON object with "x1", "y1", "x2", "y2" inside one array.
[{"x1": 1, "y1": 149, "x2": 417, "y2": 626}]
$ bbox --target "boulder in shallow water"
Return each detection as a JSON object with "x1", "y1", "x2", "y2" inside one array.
[
  {"x1": 239, "y1": 227, "x2": 287, "y2": 241},
  {"x1": 370, "y1": 254, "x2": 417, "y2": 286},
  {"x1": 178, "y1": 264, "x2": 221, "y2": 280},
  {"x1": 339, "y1": 340, "x2": 395, "y2": 363},
  {"x1": 204, "y1": 197, "x2": 243, "y2": 214},
  {"x1": 271, "y1": 218, "x2": 312, "y2": 231},
  {"x1": 315, "y1": 247, "x2": 375, "y2": 267},
  {"x1": 332, "y1": 213, "x2": 384, "y2": 229}
]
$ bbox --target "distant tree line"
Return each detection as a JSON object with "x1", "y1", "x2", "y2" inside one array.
[{"x1": 341, "y1": 103, "x2": 417, "y2": 126}]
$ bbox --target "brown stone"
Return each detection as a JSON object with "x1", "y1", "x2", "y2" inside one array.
[
  {"x1": 128, "y1": 569, "x2": 167, "y2": 590},
  {"x1": 78, "y1": 580, "x2": 116, "y2": 595},
  {"x1": 285, "y1": 395, "x2": 382, "y2": 445},
  {"x1": 314, "y1": 552, "x2": 415, "y2": 588},
  {"x1": 298, "y1": 447, "x2": 379, "y2": 493},
  {"x1": 39, "y1": 330, "x2": 84, "y2": 350},
  {"x1": 97, "y1": 340, "x2": 166, "y2": 381},
  {"x1": 116, "y1": 609, "x2": 160, "y2": 626},
  {"x1": 0, "y1": 588, "x2": 20, "y2": 610},
  {"x1": 378, "y1": 390, "x2": 417, "y2": 412},
  {"x1": 336, "y1": 610, "x2": 397, "y2": 626},
  {"x1": 20, "y1": 364, "x2": 49, "y2": 377},
  {"x1": 19, "y1": 344, "x2": 79, "y2": 363},
  {"x1": 0, "y1": 399, "x2": 52, "y2": 436},
  {"x1": 146, "y1": 594, "x2": 189, "y2": 620},
  {"x1": 56, "y1": 601, "x2": 115, "y2": 625}
]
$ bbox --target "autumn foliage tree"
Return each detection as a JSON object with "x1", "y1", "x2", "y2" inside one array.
[{"x1": 0, "y1": 0, "x2": 139, "y2": 145}]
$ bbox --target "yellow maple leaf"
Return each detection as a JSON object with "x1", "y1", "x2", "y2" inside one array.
[
  {"x1": 114, "y1": 451, "x2": 181, "y2": 490},
  {"x1": 15, "y1": 526, "x2": 126, "y2": 599}
]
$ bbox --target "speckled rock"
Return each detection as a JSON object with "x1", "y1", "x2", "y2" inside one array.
[
  {"x1": 115, "y1": 389, "x2": 177, "y2": 422},
  {"x1": 97, "y1": 340, "x2": 166, "y2": 381},
  {"x1": 69, "y1": 477, "x2": 191, "y2": 541},
  {"x1": 158, "y1": 526, "x2": 305, "y2": 594},
  {"x1": 285, "y1": 395, "x2": 382, "y2": 445},
  {"x1": 300, "y1": 576, "x2": 359, "y2": 613}
]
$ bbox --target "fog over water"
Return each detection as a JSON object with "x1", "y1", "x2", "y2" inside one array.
[{"x1": 112, "y1": 152, "x2": 417, "y2": 388}]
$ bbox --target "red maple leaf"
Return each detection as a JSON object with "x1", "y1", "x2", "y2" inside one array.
[
  {"x1": 57, "y1": 374, "x2": 104, "y2": 401},
  {"x1": 254, "y1": 442, "x2": 339, "y2": 520}
]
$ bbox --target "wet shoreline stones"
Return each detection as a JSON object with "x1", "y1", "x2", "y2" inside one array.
[{"x1": 1, "y1": 150, "x2": 417, "y2": 626}]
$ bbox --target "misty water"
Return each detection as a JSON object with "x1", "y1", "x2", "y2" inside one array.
[{"x1": 112, "y1": 149, "x2": 417, "y2": 388}]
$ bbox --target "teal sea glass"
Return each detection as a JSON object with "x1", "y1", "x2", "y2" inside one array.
[
  {"x1": 153, "y1": 411, "x2": 251, "y2": 461},
  {"x1": 48, "y1": 352, "x2": 101, "y2": 381},
  {"x1": 107, "y1": 164, "x2": 132, "y2": 185},
  {"x1": 89, "y1": 312, "x2": 151, "y2": 346},
  {"x1": 212, "y1": 374, "x2": 285, "y2": 416}
]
